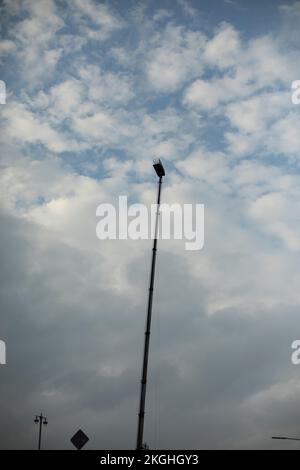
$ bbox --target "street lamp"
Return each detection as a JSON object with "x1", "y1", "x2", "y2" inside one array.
[
  {"x1": 136, "y1": 158, "x2": 165, "y2": 450},
  {"x1": 153, "y1": 158, "x2": 165, "y2": 178},
  {"x1": 34, "y1": 413, "x2": 48, "y2": 450}
]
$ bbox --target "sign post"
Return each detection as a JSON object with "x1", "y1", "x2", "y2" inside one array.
[{"x1": 71, "y1": 429, "x2": 89, "y2": 450}]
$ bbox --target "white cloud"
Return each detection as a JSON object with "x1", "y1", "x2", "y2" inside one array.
[
  {"x1": 110, "y1": 47, "x2": 132, "y2": 67},
  {"x1": 12, "y1": 0, "x2": 64, "y2": 46},
  {"x1": 225, "y1": 92, "x2": 290, "y2": 134},
  {"x1": 72, "y1": 0, "x2": 123, "y2": 39},
  {"x1": 204, "y1": 22, "x2": 241, "y2": 69},
  {"x1": 249, "y1": 192, "x2": 300, "y2": 251},
  {"x1": 1, "y1": 101, "x2": 85, "y2": 153},
  {"x1": 146, "y1": 24, "x2": 206, "y2": 92},
  {"x1": 184, "y1": 79, "x2": 220, "y2": 109},
  {"x1": 0, "y1": 40, "x2": 16, "y2": 55},
  {"x1": 267, "y1": 112, "x2": 300, "y2": 157},
  {"x1": 78, "y1": 65, "x2": 134, "y2": 105},
  {"x1": 4, "y1": 0, "x2": 64, "y2": 84},
  {"x1": 184, "y1": 26, "x2": 299, "y2": 111},
  {"x1": 177, "y1": 0, "x2": 199, "y2": 17},
  {"x1": 153, "y1": 9, "x2": 172, "y2": 22},
  {"x1": 45, "y1": 79, "x2": 85, "y2": 117},
  {"x1": 225, "y1": 97, "x2": 300, "y2": 159},
  {"x1": 176, "y1": 148, "x2": 230, "y2": 188}
]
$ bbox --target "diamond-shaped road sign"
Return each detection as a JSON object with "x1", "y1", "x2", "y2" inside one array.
[{"x1": 70, "y1": 429, "x2": 89, "y2": 450}]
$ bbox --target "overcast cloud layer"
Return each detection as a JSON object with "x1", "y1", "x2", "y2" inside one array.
[{"x1": 1, "y1": 0, "x2": 300, "y2": 449}]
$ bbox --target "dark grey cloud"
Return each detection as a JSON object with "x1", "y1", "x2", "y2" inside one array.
[{"x1": 1, "y1": 211, "x2": 300, "y2": 449}]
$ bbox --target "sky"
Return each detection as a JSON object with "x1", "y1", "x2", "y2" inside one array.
[{"x1": 0, "y1": 0, "x2": 300, "y2": 450}]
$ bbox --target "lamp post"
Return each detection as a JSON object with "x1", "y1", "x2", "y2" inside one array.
[
  {"x1": 136, "y1": 159, "x2": 165, "y2": 450},
  {"x1": 34, "y1": 413, "x2": 48, "y2": 450}
]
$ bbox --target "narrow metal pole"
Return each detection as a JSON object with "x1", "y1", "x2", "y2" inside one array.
[
  {"x1": 38, "y1": 414, "x2": 42, "y2": 450},
  {"x1": 136, "y1": 176, "x2": 163, "y2": 450},
  {"x1": 272, "y1": 436, "x2": 300, "y2": 441}
]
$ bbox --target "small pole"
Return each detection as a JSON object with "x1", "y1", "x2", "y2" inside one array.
[{"x1": 38, "y1": 415, "x2": 42, "y2": 450}]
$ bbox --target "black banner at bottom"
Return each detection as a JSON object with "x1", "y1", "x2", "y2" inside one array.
[{"x1": 0, "y1": 449, "x2": 296, "y2": 465}]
